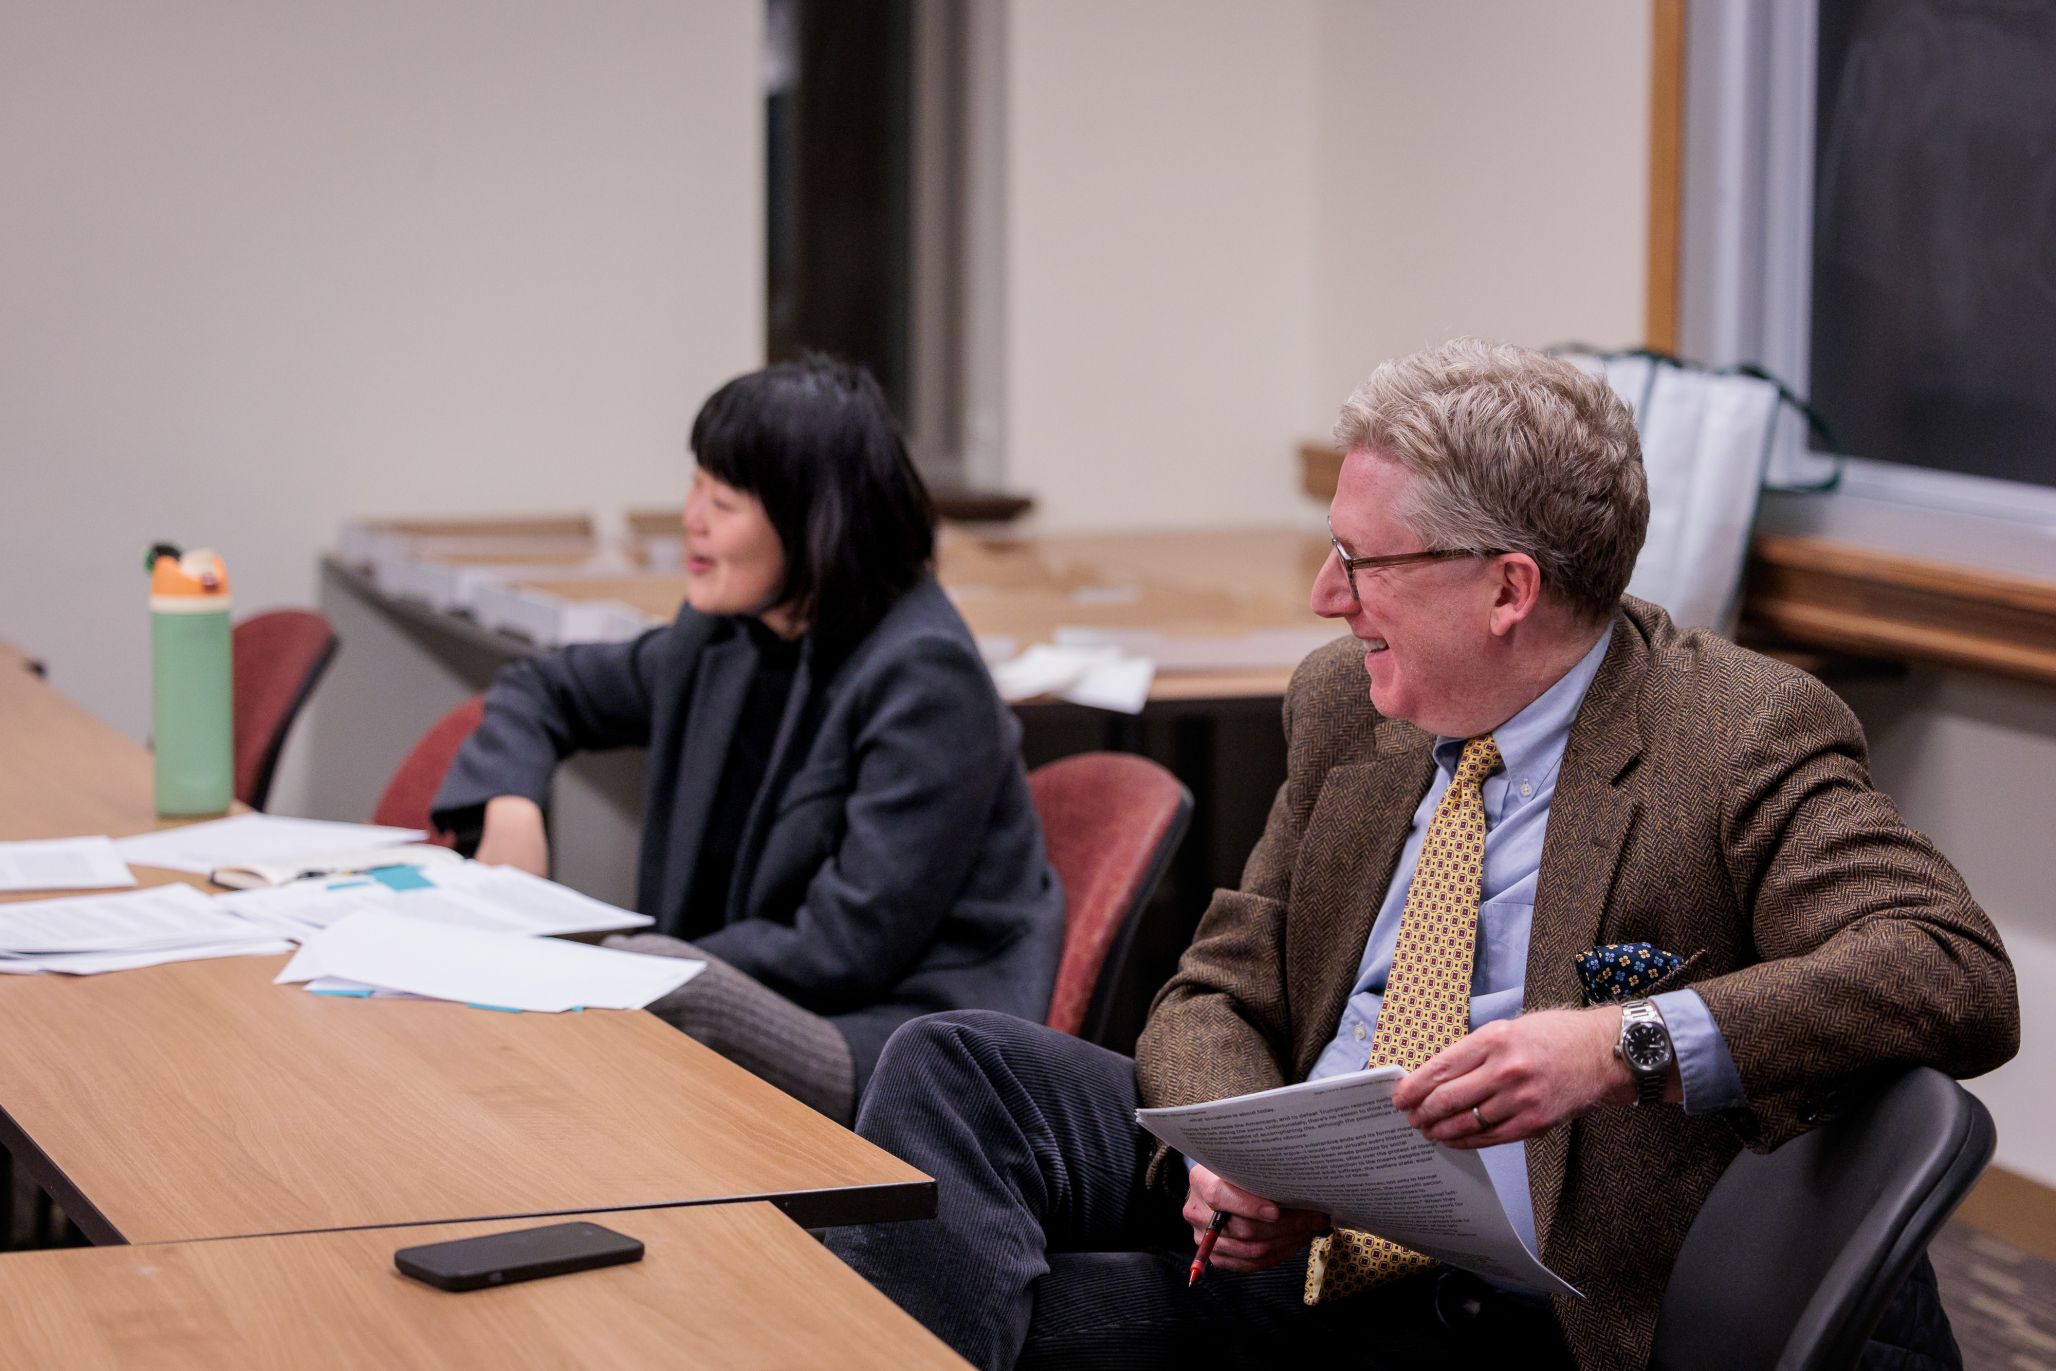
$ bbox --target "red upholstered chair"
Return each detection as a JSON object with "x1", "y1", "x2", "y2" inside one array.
[
  {"x1": 1031, "y1": 753, "x2": 1193, "y2": 1044},
  {"x1": 232, "y1": 609, "x2": 340, "y2": 811},
  {"x1": 371, "y1": 695, "x2": 486, "y2": 841}
]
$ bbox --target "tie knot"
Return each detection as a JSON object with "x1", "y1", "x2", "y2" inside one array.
[{"x1": 1454, "y1": 734, "x2": 1502, "y2": 788}]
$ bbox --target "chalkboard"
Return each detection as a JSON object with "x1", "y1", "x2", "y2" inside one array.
[{"x1": 1809, "y1": 0, "x2": 2056, "y2": 489}]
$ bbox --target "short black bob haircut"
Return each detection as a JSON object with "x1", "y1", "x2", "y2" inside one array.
[{"x1": 690, "y1": 354, "x2": 936, "y2": 644}]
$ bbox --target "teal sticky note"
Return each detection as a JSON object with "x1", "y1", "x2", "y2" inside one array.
[{"x1": 369, "y1": 865, "x2": 434, "y2": 891}]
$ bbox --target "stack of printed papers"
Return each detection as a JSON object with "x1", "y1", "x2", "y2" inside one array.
[
  {"x1": 0, "y1": 837, "x2": 136, "y2": 893},
  {"x1": 0, "y1": 885, "x2": 293, "y2": 975},
  {"x1": 112, "y1": 814, "x2": 426, "y2": 877},
  {"x1": 216, "y1": 862, "x2": 654, "y2": 940},
  {"x1": 276, "y1": 910, "x2": 702, "y2": 1012}
]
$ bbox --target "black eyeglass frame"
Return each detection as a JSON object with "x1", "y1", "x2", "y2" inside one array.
[{"x1": 1327, "y1": 519, "x2": 1507, "y2": 604}]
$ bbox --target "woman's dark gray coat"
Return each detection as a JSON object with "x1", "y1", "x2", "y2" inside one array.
[{"x1": 433, "y1": 575, "x2": 1064, "y2": 1089}]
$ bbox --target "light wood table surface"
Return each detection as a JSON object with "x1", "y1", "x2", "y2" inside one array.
[
  {"x1": 0, "y1": 1203, "x2": 970, "y2": 1370},
  {"x1": 0, "y1": 639, "x2": 190, "y2": 845},
  {"x1": 0, "y1": 638, "x2": 226, "y2": 897},
  {"x1": 0, "y1": 952, "x2": 931, "y2": 1244},
  {"x1": 0, "y1": 637, "x2": 932, "y2": 1244}
]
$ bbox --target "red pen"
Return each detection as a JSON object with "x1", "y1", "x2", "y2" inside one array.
[{"x1": 1188, "y1": 1209, "x2": 1230, "y2": 1287}]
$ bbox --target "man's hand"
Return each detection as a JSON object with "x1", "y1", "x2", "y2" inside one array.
[
  {"x1": 1392, "y1": 1006, "x2": 1666, "y2": 1149},
  {"x1": 1181, "y1": 1165, "x2": 1329, "y2": 1273},
  {"x1": 474, "y1": 795, "x2": 550, "y2": 878}
]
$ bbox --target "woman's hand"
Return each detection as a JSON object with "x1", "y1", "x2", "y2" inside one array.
[
  {"x1": 1181, "y1": 1165, "x2": 1330, "y2": 1273},
  {"x1": 474, "y1": 795, "x2": 549, "y2": 878}
]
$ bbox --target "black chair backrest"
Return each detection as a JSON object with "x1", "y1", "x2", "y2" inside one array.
[{"x1": 1651, "y1": 1067, "x2": 1995, "y2": 1371}]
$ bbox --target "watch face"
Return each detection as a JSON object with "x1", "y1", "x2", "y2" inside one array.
[{"x1": 1622, "y1": 1020, "x2": 1672, "y2": 1071}]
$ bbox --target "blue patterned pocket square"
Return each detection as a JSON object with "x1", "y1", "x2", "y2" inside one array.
[{"x1": 1574, "y1": 941, "x2": 1686, "y2": 1003}]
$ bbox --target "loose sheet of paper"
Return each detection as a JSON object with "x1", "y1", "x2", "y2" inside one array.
[
  {"x1": 214, "y1": 863, "x2": 652, "y2": 940},
  {"x1": 1137, "y1": 1070, "x2": 1579, "y2": 1298},
  {"x1": 276, "y1": 909, "x2": 700, "y2": 1012},
  {"x1": 0, "y1": 884, "x2": 274, "y2": 953},
  {"x1": 113, "y1": 814, "x2": 426, "y2": 875},
  {"x1": 0, "y1": 884, "x2": 291, "y2": 973},
  {"x1": 0, "y1": 837, "x2": 137, "y2": 892},
  {"x1": 987, "y1": 643, "x2": 1155, "y2": 714}
]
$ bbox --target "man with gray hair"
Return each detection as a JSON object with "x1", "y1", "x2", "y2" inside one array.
[{"x1": 827, "y1": 339, "x2": 2017, "y2": 1369}]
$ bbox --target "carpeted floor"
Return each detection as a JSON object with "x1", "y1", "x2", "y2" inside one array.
[{"x1": 1929, "y1": 1221, "x2": 2056, "y2": 1370}]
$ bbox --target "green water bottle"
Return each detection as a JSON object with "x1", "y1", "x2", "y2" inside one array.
[{"x1": 147, "y1": 543, "x2": 234, "y2": 816}]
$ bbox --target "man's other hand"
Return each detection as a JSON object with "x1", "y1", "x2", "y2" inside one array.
[
  {"x1": 1392, "y1": 1006, "x2": 1663, "y2": 1148},
  {"x1": 1182, "y1": 1165, "x2": 1330, "y2": 1273}
]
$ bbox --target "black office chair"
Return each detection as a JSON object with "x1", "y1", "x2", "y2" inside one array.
[{"x1": 1650, "y1": 1067, "x2": 1995, "y2": 1371}]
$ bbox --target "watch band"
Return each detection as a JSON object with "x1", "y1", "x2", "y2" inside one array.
[{"x1": 1621, "y1": 999, "x2": 1670, "y2": 1106}]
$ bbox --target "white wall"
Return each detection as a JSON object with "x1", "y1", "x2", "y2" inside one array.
[
  {"x1": 1834, "y1": 668, "x2": 2056, "y2": 1187},
  {"x1": 1312, "y1": 0, "x2": 1650, "y2": 416},
  {"x1": 0, "y1": 0, "x2": 762, "y2": 747},
  {"x1": 997, "y1": 0, "x2": 1322, "y2": 533},
  {"x1": 991, "y1": 0, "x2": 1651, "y2": 534}
]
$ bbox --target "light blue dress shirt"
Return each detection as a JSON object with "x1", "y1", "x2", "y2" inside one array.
[{"x1": 1304, "y1": 625, "x2": 1744, "y2": 1256}]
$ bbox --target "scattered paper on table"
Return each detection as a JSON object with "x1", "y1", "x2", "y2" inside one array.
[
  {"x1": 215, "y1": 878, "x2": 392, "y2": 939},
  {"x1": 1137, "y1": 1070, "x2": 1580, "y2": 1298},
  {"x1": 988, "y1": 643, "x2": 1155, "y2": 714},
  {"x1": 113, "y1": 814, "x2": 426, "y2": 876},
  {"x1": 0, "y1": 939, "x2": 295, "y2": 976},
  {"x1": 276, "y1": 909, "x2": 700, "y2": 1012},
  {"x1": 0, "y1": 884, "x2": 290, "y2": 974},
  {"x1": 213, "y1": 862, "x2": 651, "y2": 940},
  {"x1": 206, "y1": 840, "x2": 461, "y2": 890},
  {"x1": 1059, "y1": 654, "x2": 1154, "y2": 713},
  {"x1": 0, "y1": 837, "x2": 137, "y2": 892}
]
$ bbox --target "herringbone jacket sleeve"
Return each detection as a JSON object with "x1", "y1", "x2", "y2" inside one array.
[
  {"x1": 1696, "y1": 671, "x2": 2018, "y2": 1150},
  {"x1": 1134, "y1": 661, "x2": 1323, "y2": 1149}
]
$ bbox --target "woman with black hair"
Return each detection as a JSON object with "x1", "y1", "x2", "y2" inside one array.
[{"x1": 432, "y1": 357, "x2": 1063, "y2": 1124}]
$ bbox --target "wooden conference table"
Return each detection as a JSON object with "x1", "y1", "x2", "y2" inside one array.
[
  {"x1": 0, "y1": 1204, "x2": 968, "y2": 1370},
  {"x1": 0, "y1": 640, "x2": 932, "y2": 1245}
]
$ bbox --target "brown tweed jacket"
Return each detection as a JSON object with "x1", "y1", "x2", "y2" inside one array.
[{"x1": 1135, "y1": 597, "x2": 2018, "y2": 1370}]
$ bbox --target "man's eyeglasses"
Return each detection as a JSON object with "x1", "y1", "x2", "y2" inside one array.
[{"x1": 1327, "y1": 520, "x2": 1505, "y2": 604}]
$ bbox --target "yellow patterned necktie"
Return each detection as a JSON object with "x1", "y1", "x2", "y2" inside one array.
[{"x1": 1304, "y1": 733, "x2": 1502, "y2": 1305}]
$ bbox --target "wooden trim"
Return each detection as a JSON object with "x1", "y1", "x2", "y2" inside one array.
[
  {"x1": 1955, "y1": 1165, "x2": 2056, "y2": 1266},
  {"x1": 1742, "y1": 534, "x2": 2056, "y2": 688},
  {"x1": 1645, "y1": 0, "x2": 1685, "y2": 353},
  {"x1": 1300, "y1": 441, "x2": 1343, "y2": 501}
]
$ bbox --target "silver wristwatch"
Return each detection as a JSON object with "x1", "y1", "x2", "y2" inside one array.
[{"x1": 1614, "y1": 999, "x2": 1673, "y2": 1107}]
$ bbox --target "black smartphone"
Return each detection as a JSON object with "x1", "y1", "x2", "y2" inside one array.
[{"x1": 394, "y1": 1221, "x2": 644, "y2": 1292}]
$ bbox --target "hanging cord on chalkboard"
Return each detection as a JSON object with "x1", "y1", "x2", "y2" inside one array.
[{"x1": 1545, "y1": 345, "x2": 1845, "y2": 494}]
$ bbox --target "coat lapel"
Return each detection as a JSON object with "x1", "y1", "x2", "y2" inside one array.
[
  {"x1": 655, "y1": 628, "x2": 755, "y2": 937},
  {"x1": 1525, "y1": 614, "x2": 1647, "y2": 1254},
  {"x1": 1291, "y1": 718, "x2": 1436, "y2": 1079}
]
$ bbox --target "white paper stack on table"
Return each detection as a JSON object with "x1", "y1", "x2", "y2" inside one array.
[
  {"x1": 217, "y1": 861, "x2": 655, "y2": 941},
  {"x1": 112, "y1": 814, "x2": 429, "y2": 878},
  {"x1": 0, "y1": 885, "x2": 292, "y2": 975},
  {"x1": 0, "y1": 837, "x2": 136, "y2": 893},
  {"x1": 277, "y1": 909, "x2": 701, "y2": 1012}
]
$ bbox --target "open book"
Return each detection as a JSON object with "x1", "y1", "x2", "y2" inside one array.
[
  {"x1": 1136, "y1": 1068, "x2": 1579, "y2": 1298},
  {"x1": 209, "y1": 843, "x2": 463, "y2": 890}
]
